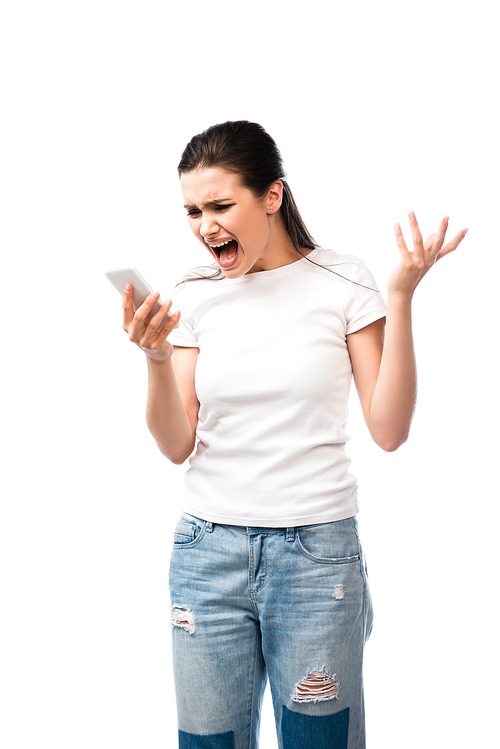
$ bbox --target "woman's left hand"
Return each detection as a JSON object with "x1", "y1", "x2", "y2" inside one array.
[{"x1": 388, "y1": 211, "x2": 468, "y2": 297}]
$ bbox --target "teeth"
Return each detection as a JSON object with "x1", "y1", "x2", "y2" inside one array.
[{"x1": 208, "y1": 240, "x2": 232, "y2": 248}]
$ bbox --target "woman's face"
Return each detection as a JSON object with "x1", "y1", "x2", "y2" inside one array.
[{"x1": 180, "y1": 167, "x2": 281, "y2": 277}]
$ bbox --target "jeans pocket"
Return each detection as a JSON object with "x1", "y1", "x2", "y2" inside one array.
[
  {"x1": 296, "y1": 518, "x2": 361, "y2": 564},
  {"x1": 173, "y1": 513, "x2": 207, "y2": 549}
]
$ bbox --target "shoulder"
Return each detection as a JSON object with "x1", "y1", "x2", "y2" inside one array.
[
  {"x1": 172, "y1": 267, "x2": 228, "y2": 304},
  {"x1": 305, "y1": 247, "x2": 382, "y2": 293}
]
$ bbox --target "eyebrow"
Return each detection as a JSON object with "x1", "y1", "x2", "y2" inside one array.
[{"x1": 183, "y1": 198, "x2": 233, "y2": 209}]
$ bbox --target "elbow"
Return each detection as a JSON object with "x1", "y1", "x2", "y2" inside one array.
[
  {"x1": 169, "y1": 435, "x2": 196, "y2": 464},
  {"x1": 159, "y1": 441, "x2": 194, "y2": 465},
  {"x1": 375, "y1": 432, "x2": 409, "y2": 453},
  {"x1": 169, "y1": 455, "x2": 185, "y2": 465},
  {"x1": 367, "y1": 405, "x2": 415, "y2": 453},
  {"x1": 369, "y1": 420, "x2": 410, "y2": 452},
  {"x1": 150, "y1": 433, "x2": 194, "y2": 465},
  {"x1": 147, "y1": 418, "x2": 195, "y2": 465},
  {"x1": 168, "y1": 451, "x2": 190, "y2": 465},
  {"x1": 378, "y1": 439, "x2": 404, "y2": 453}
]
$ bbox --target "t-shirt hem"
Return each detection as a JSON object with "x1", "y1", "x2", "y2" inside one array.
[
  {"x1": 170, "y1": 334, "x2": 198, "y2": 347},
  {"x1": 346, "y1": 307, "x2": 386, "y2": 335},
  {"x1": 181, "y1": 500, "x2": 360, "y2": 528}
]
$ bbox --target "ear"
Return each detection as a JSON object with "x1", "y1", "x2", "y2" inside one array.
[{"x1": 266, "y1": 180, "x2": 284, "y2": 214}]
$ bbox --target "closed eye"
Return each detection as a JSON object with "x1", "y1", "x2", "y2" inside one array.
[{"x1": 186, "y1": 204, "x2": 234, "y2": 218}]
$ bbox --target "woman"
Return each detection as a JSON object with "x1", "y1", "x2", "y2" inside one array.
[{"x1": 122, "y1": 121, "x2": 467, "y2": 749}]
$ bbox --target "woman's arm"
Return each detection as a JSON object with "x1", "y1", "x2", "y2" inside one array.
[
  {"x1": 347, "y1": 212, "x2": 467, "y2": 452},
  {"x1": 146, "y1": 348, "x2": 199, "y2": 464},
  {"x1": 347, "y1": 301, "x2": 415, "y2": 452},
  {"x1": 123, "y1": 284, "x2": 199, "y2": 464}
]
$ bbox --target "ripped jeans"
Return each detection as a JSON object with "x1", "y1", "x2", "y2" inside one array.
[{"x1": 169, "y1": 513, "x2": 373, "y2": 749}]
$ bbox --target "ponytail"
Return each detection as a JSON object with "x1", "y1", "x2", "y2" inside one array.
[{"x1": 280, "y1": 180, "x2": 316, "y2": 253}]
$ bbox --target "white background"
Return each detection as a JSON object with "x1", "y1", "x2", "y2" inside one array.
[{"x1": 1, "y1": 1, "x2": 498, "y2": 747}]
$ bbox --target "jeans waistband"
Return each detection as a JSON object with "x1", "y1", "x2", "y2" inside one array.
[{"x1": 220, "y1": 524, "x2": 296, "y2": 541}]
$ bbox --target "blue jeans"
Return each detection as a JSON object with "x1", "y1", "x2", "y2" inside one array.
[{"x1": 169, "y1": 513, "x2": 373, "y2": 749}]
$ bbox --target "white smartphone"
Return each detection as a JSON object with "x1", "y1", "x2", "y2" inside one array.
[{"x1": 104, "y1": 267, "x2": 179, "y2": 330}]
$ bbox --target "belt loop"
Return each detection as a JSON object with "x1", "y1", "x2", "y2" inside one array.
[
  {"x1": 206, "y1": 521, "x2": 214, "y2": 533},
  {"x1": 286, "y1": 527, "x2": 295, "y2": 542}
]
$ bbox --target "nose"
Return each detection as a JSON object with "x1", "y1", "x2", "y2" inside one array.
[{"x1": 200, "y1": 211, "x2": 220, "y2": 239}]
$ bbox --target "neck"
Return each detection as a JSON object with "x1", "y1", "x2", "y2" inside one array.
[{"x1": 246, "y1": 218, "x2": 313, "y2": 273}]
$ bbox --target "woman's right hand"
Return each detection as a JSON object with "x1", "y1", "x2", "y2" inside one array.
[{"x1": 122, "y1": 283, "x2": 181, "y2": 362}]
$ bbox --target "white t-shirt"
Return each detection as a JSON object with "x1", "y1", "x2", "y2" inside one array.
[{"x1": 168, "y1": 248, "x2": 386, "y2": 527}]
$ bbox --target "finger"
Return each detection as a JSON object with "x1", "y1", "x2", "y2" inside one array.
[
  {"x1": 133, "y1": 291, "x2": 162, "y2": 327},
  {"x1": 423, "y1": 233, "x2": 437, "y2": 250},
  {"x1": 127, "y1": 290, "x2": 162, "y2": 343},
  {"x1": 435, "y1": 228, "x2": 468, "y2": 261},
  {"x1": 158, "y1": 308, "x2": 181, "y2": 335},
  {"x1": 394, "y1": 222, "x2": 410, "y2": 259},
  {"x1": 434, "y1": 215, "x2": 449, "y2": 250},
  {"x1": 122, "y1": 283, "x2": 135, "y2": 330},
  {"x1": 424, "y1": 216, "x2": 449, "y2": 254},
  {"x1": 149, "y1": 299, "x2": 179, "y2": 334},
  {"x1": 137, "y1": 308, "x2": 180, "y2": 354},
  {"x1": 408, "y1": 211, "x2": 424, "y2": 256}
]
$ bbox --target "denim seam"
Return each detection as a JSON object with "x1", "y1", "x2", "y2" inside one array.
[
  {"x1": 350, "y1": 517, "x2": 364, "y2": 569},
  {"x1": 294, "y1": 534, "x2": 361, "y2": 565},
  {"x1": 172, "y1": 521, "x2": 208, "y2": 550},
  {"x1": 247, "y1": 626, "x2": 264, "y2": 749},
  {"x1": 350, "y1": 519, "x2": 372, "y2": 646},
  {"x1": 248, "y1": 535, "x2": 267, "y2": 596}
]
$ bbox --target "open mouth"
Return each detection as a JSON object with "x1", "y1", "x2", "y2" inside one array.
[{"x1": 209, "y1": 239, "x2": 239, "y2": 269}]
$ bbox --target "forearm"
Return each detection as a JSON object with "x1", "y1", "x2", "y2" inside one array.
[
  {"x1": 352, "y1": 212, "x2": 466, "y2": 451},
  {"x1": 368, "y1": 292, "x2": 417, "y2": 451},
  {"x1": 145, "y1": 357, "x2": 195, "y2": 464}
]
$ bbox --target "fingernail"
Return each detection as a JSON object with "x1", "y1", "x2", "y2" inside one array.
[
  {"x1": 409, "y1": 211, "x2": 415, "y2": 220},
  {"x1": 125, "y1": 283, "x2": 131, "y2": 292},
  {"x1": 463, "y1": 228, "x2": 468, "y2": 235}
]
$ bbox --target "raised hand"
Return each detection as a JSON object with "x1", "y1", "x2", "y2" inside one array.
[{"x1": 389, "y1": 212, "x2": 468, "y2": 297}]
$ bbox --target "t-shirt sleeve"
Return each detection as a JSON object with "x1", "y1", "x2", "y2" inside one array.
[
  {"x1": 167, "y1": 281, "x2": 199, "y2": 347},
  {"x1": 340, "y1": 257, "x2": 387, "y2": 335}
]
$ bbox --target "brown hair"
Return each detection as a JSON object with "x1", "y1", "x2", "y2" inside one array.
[{"x1": 177, "y1": 121, "x2": 315, "y2": 280}]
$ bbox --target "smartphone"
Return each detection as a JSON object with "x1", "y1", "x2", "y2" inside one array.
[{"x1": 104, "y1": 267, "x2": 179, "y2": 330}]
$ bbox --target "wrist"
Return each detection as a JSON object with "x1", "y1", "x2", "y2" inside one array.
[
  {"x1": 146, "y1": 353, "x2": 173, "y2": 368},
  {"x1": 385, "y1": 290, "x2": 414, "y2": 325},
  {"x1": 386, "y1": 288, "x2": 415, "y2": 306}
]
